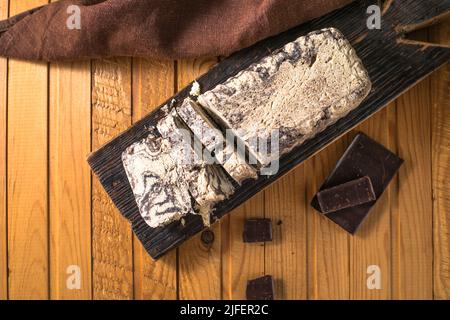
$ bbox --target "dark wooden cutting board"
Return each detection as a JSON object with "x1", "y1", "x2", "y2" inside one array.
[{"x1": 88, "y1": 0, "x2": 450, "y2": 260}]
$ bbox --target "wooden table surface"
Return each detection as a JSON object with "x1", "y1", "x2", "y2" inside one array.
[{"x1": 0, "y1": 1, "x2": 449, "y2": 300}]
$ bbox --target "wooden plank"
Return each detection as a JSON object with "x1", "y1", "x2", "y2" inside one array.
[
  {"x1": 49, "y1": 60, "x2": 91, "y2": 299},
  {"x1": 387, "y1": 95, "x2": 400, "y2": 300},
  {"x1": 50, "y1": 0, "x2": 91, "y2": 297},
  {"x1": 177, "y1": 58, "x2": 223, "y2": 300},
  {"x1": 393, "y1": 44, "x2": 433, "y2": 299},
  {"x1": 0, "y1": 0, "x2": 7, "y2": 301},
  {"x1": 349, "y1": 107, "x2": 393, "y2": 299},
  {"x1": 222, "y1": 194, "x2": 265, "y2": 300},
  {"x1": 7, "y1": 0, "x2": 49, "y2": 301},
  {"x1": 92, "y1": 58, "x2": 133, "y2": 299},
  {"x1": 430, "y1": 21, "x2": 450, "y2": 300},
  {"x1": 265, "y1": 167, "x2": 307, "y2": 299},
  {"x1": 306, "y1": 137, "x2": 350, "y2": 299},
  {"x1": 132, "y1": 58, "x2": 177, "y2": 300},
  {"x1": 87, "y1": 0, "x2": 450, "y2": 260}
]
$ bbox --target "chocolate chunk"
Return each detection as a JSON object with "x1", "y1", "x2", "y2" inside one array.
[
  {"x1": 246, "y1": 275, "x2": 275, "y2": 300},
  {"x1": 243, "y1": 219, "x2": 272, "y2": 243},
  {"x1": 317, "y1": 176, "x2": 376, "y2": 214},
  {"x1": 311, "y1": 133, "x2": 403, "y2": 234}
]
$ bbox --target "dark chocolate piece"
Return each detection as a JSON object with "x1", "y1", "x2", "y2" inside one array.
[
  {"x1": 311, "y1": 133, "x2": 403, "y2": 234},
  {"x1": 243, "y1": 219, "x2": 273, "y2": 243},
  {"x1": 246, "y1": 275, "x2": 275, "y2": 300},
  {"x1": 317, "y1": 176, "x2": 376, "y2": 214}
]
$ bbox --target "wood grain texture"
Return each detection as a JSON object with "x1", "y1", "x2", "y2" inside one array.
[
  {"x1": 92, "y1": 58, "x2": 133, "y2": 299},
  {"x1": 265, "y1": 168, "x2": 307, "y2": 299},
  {"x1": 349, "y1": 108, "x2": 392, "y2": 299},
  {"x1": 49, "y1": 61, "x2": 91, "y2": 299},
  {"x1": 306, "y1": 138, "x2": 350, "y2": 299},
  {"x1": 132, "y1": 58, "x2": 177, "y2": 300},
  {"x1": 0, "y1": 0, "x2": 7, "y2": 301},
  {"x1": 7, "y1": 0, "x2": 49, "y2": 300},
  {"x1": 394, "y1": 65, "x2": 433, "y2": 299},
  {"x1": 386, "y1": 94, "x2": 400, "y2": 300},
  {"x1": 430, "y1": 21, "x2": 450, "y2": 300},
  {"x1": 222, "y1": 194, "x2": 265, "y2": 300},
  {"x1": 177, "y1": 58, "x2": 223, "y2": 300}
]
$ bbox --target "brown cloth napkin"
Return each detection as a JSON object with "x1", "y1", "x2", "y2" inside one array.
[{"x1": 0, "y1": 0, "x2": 353, "y2": 61}]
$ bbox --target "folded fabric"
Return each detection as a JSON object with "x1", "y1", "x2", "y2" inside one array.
[{"x1": 0, "y1": 0, "x2": 353, "y2": 61}]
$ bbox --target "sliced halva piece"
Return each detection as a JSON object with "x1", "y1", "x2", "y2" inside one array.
[
  {"x1": 157, "y1": 112, "x2": 235, "y2": 226},
  {"x1": 198, "y1": 28, "x2": 372, "y2": 167},
  {"x1": 186, "y1": 164, "x2": 235, "y2": 225},
  {"x1": 122, "y1": 132, "x2": 192, "y2": 228},
  {"x1": 176, "y1": 98, "x2": 222, "y2": 153},
  {"x1": 216, "y1": 144, "x2": 258, "y2": 185},
  {"x1": 176, "y1": 98, "x2": 257, "y2": 184}
]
